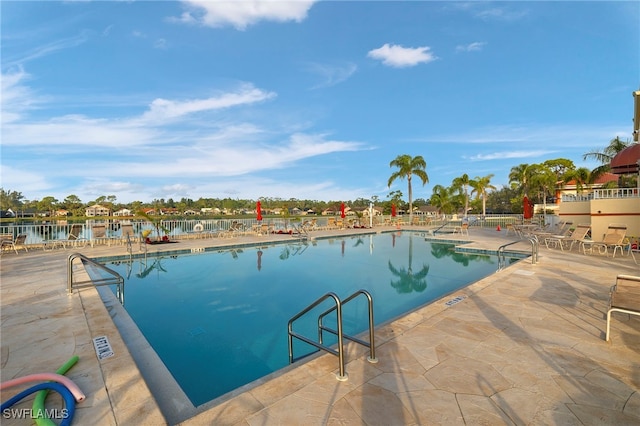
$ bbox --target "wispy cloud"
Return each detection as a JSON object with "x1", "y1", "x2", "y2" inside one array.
[
  {"x1": 466, "y1": 150, "x2": 556, "y2": 161},
  {"x1": 367, "y1": 43, "x2": 438, "y2": 68},
  {"x1": 2, "y1": 31, "x2": 90, "y2": 68},
  {"x1": 456, "y1": 42, "x2": 487, "y2": 52},
  {"x1": 1, "y1": 68, "x2": 45, "y2": 124},
  {"x1": 174, "y1": 0, "x2": 317, "y2": 30},
  {"x1": 475, "y1": 7, "x2": 528, "y2": 22},
  {"x1": 1, "y1": 70, "x2": 365, "y2": 188},
  {"x1": 415, "y1": 124, "x2": 628, "y2": 148},
  {"x1": 138, "y1": 84, "x2": 276, "y2": 123},
  {"x1": 154, "y1": 38, "x2": 168, "y2": 49},
  {"x1": 451, "y1": 3, "x2": 528, "y2": 22},
  {"x1": 306, "y1": 62, "x2": 357, "y2": 89}
]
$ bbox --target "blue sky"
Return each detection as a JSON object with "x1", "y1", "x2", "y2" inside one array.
[{"x1": 2, "y1": 1, "x2": 638, "y2": 204}]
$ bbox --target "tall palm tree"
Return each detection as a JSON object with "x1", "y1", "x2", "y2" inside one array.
[
  {"x1": 388, "y1": 155, "x2": 429, "y2": 224},
  {"x1": 452, "y1": 174, "x2": 472, "y2": 217},
  {"x1": 470, "y1": 174, "x2": 496, "y2": 217}
]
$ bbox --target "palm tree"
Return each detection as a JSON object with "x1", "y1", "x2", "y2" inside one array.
[
  {"x1": 583, "y1": 136, "x2": 632, "y2": 180},
  {"x1": 470, "y1": 174, "x2": 496, "y2": 217},
  {"x1": 429, "y1": 184, "x2": 456, "y2": 215},
  {"x1": 452, "y1": 174, "x2": 472, "y2": 217},
  {"x1": 563, "y1": 167, "x2": 593, "y2": 194},
  {"x1": 508, "y1": 163, "x2": 534, "y2": 197},
  {"x1": 388, "y1": 155, "x2": 429, "y2": 224}
]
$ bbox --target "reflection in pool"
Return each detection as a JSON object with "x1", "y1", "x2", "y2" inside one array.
[{"x1": 101, "y1": 231, "x2": 516, "y2": 406}]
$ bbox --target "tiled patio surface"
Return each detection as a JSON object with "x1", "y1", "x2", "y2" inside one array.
[{"x1": 1, "y1": 227, "x2": 639, "y2": 425}]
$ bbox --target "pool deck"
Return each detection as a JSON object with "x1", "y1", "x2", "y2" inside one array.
[{"x1": 1, "y1": 226, "x2": 639, "y2": 425}]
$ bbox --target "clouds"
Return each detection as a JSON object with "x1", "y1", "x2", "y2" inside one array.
[
  {"x1": 0, "y1": 67, "x2": 365, "y2": 202},
  {"x1": 138, "y1": 85, "x2": 276, "y2": 124},
  {"x1": 306, "y1": 62, "x2": 358, "y2": 89},
  {"x1": 1, "y1": 1, "x2": 635, "y2": 205},
  {"x1": 456, "y1": 42, "x2": 487, "y2": 52},
  {"x1": 367, "y1": 43, "x2": 437, "y2": 68},
  {"x1": 175, "y1": 0, "x2": 317, "y2": 30},
  {"x1": 467, "y1": 150, "x2": 556, "y2": 161}
]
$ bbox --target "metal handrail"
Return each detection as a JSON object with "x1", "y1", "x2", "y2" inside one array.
[
  {"x1": 430, "y1": 221, "x2": 452, "y2": 235},
  {"x1": 497, "y1": 237, "x2": 539, "y2": 269},
  {"x1": 288, "y1": 289, "x2": 377, "y2": 381},
  {"x1": 318, "y1": 290, "x2": 376, "y2": 363},
  {"x1": 67, "y1": 253, "x2": 124, "y2": 303}
]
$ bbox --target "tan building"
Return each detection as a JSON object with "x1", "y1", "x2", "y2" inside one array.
[{"x1": 85, "y1": 204, "x2": 111, "y2": 217}]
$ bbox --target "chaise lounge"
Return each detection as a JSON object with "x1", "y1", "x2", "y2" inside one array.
[{"x1": 606, "y1": 274, "x2": 640, "y2": 341}]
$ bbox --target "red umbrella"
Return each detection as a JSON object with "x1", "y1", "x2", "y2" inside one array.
[
  {"x1": 340, "y1": 202, "x2": 346, "y2": 219},
  {"x1": 523, "y1": 196, "x2": 533, "y2": 219},
  {"x1": 391, "y1": 204, "x2": 397, "y2": 217},
  {"x1": 256, "y1": 200, "x2": 263, "y2": 221}
]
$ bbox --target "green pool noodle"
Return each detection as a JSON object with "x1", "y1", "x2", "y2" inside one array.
[{"x1": 32, "y1": 355, "x2": 79, "y2": 426}]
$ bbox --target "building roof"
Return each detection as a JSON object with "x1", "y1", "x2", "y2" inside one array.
[{"x1": 610, "y1": 143, "x2": 640, "y2": 174}]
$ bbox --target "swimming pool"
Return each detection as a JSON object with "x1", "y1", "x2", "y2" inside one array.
[{"x1": 98, "y1": 231, "x2": 518, "y2": 408}]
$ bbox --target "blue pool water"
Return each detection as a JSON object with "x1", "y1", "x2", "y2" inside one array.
[{"x1": 101, "y1": 232, "x2": 517, "y2": 406}]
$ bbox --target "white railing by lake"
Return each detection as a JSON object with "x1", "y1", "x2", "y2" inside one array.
[
  {"x1": 562, "y1": 188, "x2": 639, "y2": 202},
  {"x1": 1, "y1": 214, "x2": 531, "y2": 248}
]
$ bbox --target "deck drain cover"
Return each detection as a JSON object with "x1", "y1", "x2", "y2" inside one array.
[
  {"x1": 445, "y1": 295, "x2": 467, "y2": 307},
  {"x1": 93, "y1": 335, "x2": 114, "y2": 360}
]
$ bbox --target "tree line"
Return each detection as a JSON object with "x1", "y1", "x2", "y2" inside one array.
[{"x1": 1, "y1": 137, "x2": 635, "y2": 218}]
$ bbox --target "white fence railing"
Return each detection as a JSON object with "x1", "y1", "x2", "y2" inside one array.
[
  {"x1": 1, "y1": 214, "x2": 532, "y2": 248},
  {"x1": 562, "y1": 188, "x2": 639, "y2": 202}
]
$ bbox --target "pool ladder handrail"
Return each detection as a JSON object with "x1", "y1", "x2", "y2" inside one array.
[
  {"x1": 288, "y1": 289, "x2": 377, "y2": 381},
  {"x1": 67, "y1": 253, "x2": 125, "y2": 304},
  {"x1": 497, "y1": 236, "x2": 539, "y2": 269},
  {"x1": 430, "y1": 221, "x2": 452, "y2": 235}
]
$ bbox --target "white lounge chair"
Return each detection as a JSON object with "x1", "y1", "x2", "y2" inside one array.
[
  {"x1": 544, "y1": 223, "x2": 590, "y2": 251},
  {"x1": 582, "y1": 224, "x2": 627, "y2": 257},
  {"x1": 1, "y1": 234, "x2": 28, "y2": 254},
  {"x1": 606, "y1": 274, "x2": 640, "y2": 341}
]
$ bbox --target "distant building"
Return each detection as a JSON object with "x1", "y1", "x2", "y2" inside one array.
[
  {"x1": 113, "y1": 208, "x2": 133, "y2": 217},
  {"x1": 85, "y1": 204, "x2": 111, "y2": 217}
]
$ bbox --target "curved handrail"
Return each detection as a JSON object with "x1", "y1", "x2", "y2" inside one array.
[
  {"x1": 318, "y1": 289, "x2": 376, "y2": 363},
  {"x1": 288, "y1": 289, "x2": 378, "y2": 380},
  {"x1": 67, "y1": 253, "x2": 124, "y2": 302},
  {"x1": 288, "y1": 292, "x2": 346, "y2": 379},
  {"x1": 497, "y1": 237, "x2": 539, "y2": 269}
]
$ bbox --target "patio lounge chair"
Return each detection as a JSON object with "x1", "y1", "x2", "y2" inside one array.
[
  {"x1": 606, "y1": 274, "x2": 640, "y2": 341},
  {"x1": 43, "y1": 224, "x2": 87, "y2": 250},
  {"x1": 544, "y1": 223, "x2": 590, "y2": 251},
  {"x1": 222, "y1": 221, "x2": 245, "y2": 238},
  {"x1": 582, "y1": 224, "x2": 627, "y2": 257},
  {"x1": 91, "y1": 224, "x2": 115, "y2": 247},
  {"x1": 1, "y1": 234, "x2": 28, "y2": 254},
  {"x1": 452, "y1": 222, "x2": 469, "y2": 236},
  {"x1": 120, "y1": 223, "x2": 137, "y2": 244}
]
